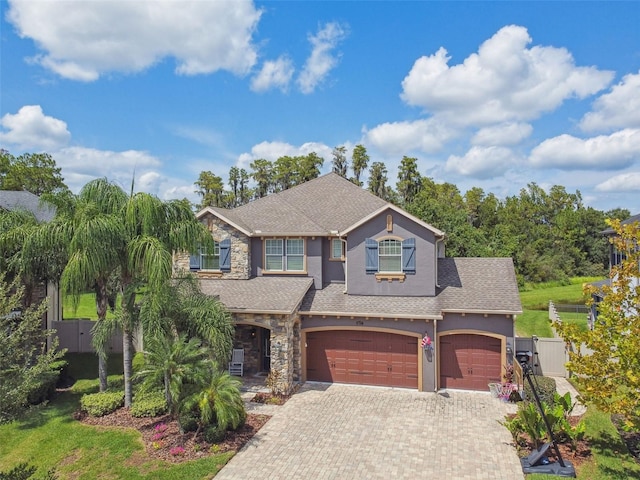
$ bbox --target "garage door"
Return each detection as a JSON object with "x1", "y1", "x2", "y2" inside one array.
[
  {"x1": 439, "y1": 334, "x2": 502, "y2": 391},
  {"x1": 306, "y1": 330, "x2": 418, "y2": 389}
]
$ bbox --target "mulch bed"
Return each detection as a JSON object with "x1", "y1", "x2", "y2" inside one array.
[
  {"x1": 74, "y1": 408, "x2": 270, "y2": 463},
  {"x1": 507, "y1": 414, "x2": 592, "y2": 469},
  {"x1": 250, "y1": 392, "x2": 290, "y2": 405}
]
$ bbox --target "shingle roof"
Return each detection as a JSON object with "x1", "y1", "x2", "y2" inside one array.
[
  {"x1": 299, "y1": 258, "x2": 522, "y2": 318},
  {"x1": 199, "y1": 277, "x2": 314, "y2": 315},
  {"x1": 0, "y1": 191, "x2": 55, "y2": 222},
  {"x1": 300, "y1": 283, "x2": 443, "y2": 319},
  {"x1": 199, "y1": 173, "x2": 390, "y2": 235},
  {"x1": 437, "y1": 257, "x2": 522, "y2": 314},
  {"x1": 601, "y1": 213, "x2": 640, "y2": 235}
]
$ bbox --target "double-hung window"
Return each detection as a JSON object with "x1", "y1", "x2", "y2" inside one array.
[
  {"x1": 330, "y1": 238, "x2": 345, "y2": 260},
  {"x1": 202, "y1": 241, "x2": 220, "y2": 270},
  {"x1": 265, "y1": 238, "x2": 305, "y2": 272},
  {"x1": 378, "y1": 239, "x2": 402, "y2": 272},
  {"x1": 190, "y1": 239, "x2": 231, "y2": 272},
  {"x1": 365, "y1": 237, "x2": 416, "y2": 275}
]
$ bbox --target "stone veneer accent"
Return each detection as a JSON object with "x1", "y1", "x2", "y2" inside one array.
[
  {"x1": 233, "y1": 312, "x2": 300, "y2": 395},
  {"x1": 173, "y1": 213, "x2": 250, "y2": 279}
]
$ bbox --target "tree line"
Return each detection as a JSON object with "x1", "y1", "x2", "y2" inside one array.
[
  {"x1": 0, "y1": 148, "x2": 631, "y2": 284},
  {"x1": 194, "y1": 145, "x2": 630, "y2": 285}
]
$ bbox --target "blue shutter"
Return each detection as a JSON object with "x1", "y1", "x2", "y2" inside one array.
[
  {"x1": 402, "y1": 238, "x2": 416, "y2": 274},
  {"x1": 220, "y1": 238, "x2": 231, "y2": 272},
  {"x1": 189, "y1": 248, "x2": 201, "y2": 270},
  {"x1": 365, "y1": 238, "x2": 378, "y2": 274}
]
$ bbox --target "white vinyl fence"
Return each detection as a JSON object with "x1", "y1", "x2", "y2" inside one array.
[
  {"x1": 514, "y1": 301, "x2": 594, "y2": 378},
  {"x1": 52, "y1": 320, "x2": 124, "y2": 354},
  {"x1": 515, "y1": 336, "x2": 570, "y2": 377}
]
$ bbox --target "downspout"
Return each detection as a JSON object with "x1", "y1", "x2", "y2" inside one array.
[
  {"x1": 433, "y1": 318, "x2": 438, "y2": 392},
  {"x1": 435, "y1": 236, "x2": 444, "y2": 288},
  {"x1": 340, "y1": 234, "x2": 348, "y2": 293}
]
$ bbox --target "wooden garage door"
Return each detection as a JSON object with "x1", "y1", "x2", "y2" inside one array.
[
  {"x1": 439, "y1": 334, "x2": 502, "y2": 391},
  {"x1": 306, "y1": 330, "x2": 418, "y2": 389}
]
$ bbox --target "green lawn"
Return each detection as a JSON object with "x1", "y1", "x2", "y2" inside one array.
[
  {"x1": 516, "y1": 277, "x2": 602, "y2": 337},
  {"x1": 0, "y1": 354, "x2": 232, "y2": 480},
  {"x1": 63, "y1": 293, "x2": 117, "y2": 320}
]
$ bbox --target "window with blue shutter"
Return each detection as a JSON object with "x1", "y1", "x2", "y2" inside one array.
[
  {"x1": 365, "y1": 238, "x2": 379, "y2": 274},
  {"x1": 189, "y1": 251, "x2": 201, "y2": 270},
  {"x1": 402, "y1": 238, "x2": 416, "y2": 274},
  {"x1": 220, "y1": 238, "x2": 231, "y2": 272}
]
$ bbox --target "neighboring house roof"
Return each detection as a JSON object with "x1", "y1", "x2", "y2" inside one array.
[
  {"x1": 199, "y1": 277, "x2": 314, "y2": 315},
  {"x1": 198, "y1": 259, "x2": 522, "y2": 319},
  {"x1": 197, "y1": 173, "x2": 443, "y2": 237},
  {"x1": 0, "y1": 191, "x2": 55, "y2": 222},
  {"x1": 601, "y1": 213, "x2": 640, "y2": 235}
]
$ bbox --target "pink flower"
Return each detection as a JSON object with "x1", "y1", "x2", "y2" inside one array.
[{"x1": 170, "y1": 446, "x2": 186, "y2": 456}]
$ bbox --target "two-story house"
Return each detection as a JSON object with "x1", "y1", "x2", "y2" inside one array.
[
  {"x1": 174, "y1": 173, "x2": 522, "y2": 393},
  {"x1": 589, "y1": 213, "x2": 640, "y2": 327}
]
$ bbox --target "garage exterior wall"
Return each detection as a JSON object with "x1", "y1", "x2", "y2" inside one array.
[{"x1": 300, "y1": 315, "x2": 437, "y2": 392}]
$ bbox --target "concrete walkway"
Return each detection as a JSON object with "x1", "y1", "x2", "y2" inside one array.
[
  {"x1": 217, "y1": 383, "x2": 523, "y2": 480},
  {"x1": 552, "y1": 377, "x2": 587, "y2": 416}
]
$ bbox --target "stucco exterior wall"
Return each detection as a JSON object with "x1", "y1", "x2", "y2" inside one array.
[
  {"x1": 322, "y1": 237, "x2": 345, "y2": 284},
  {"x1": 346, "y1": 210, "x2": 437, "y2": 296},
  {"x1": 252, "y1": 237, "x2": 323, "y2": 289},
  {"x1": 438, "y1": 313, "x2": 515, "y2": 338}
]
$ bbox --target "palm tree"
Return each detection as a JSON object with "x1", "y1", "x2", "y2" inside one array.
[
  {"x1": 135, "y1": 333, "x2": 210, "y2": 416},
  {"x1": 115, "y1": 191, "x2": 213, "y2": 407},
  {"x1": 185, "y1": 364, "x2": 245, "y2": 438},
  {"x1": 53, "y1": 179, "x2": 127, "y2": 391}
]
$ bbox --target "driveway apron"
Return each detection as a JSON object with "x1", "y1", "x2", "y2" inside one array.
[{"x1": 216, "y1": 383, "x2": 523, "y2": 480}]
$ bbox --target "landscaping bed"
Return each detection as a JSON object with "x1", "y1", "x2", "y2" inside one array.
[
  {"x1": 250, "y1": 392, "x2": 290, "y2": 405},
  {"x1": 75, "y1": 408, "x2": 270, "y2": 463}
]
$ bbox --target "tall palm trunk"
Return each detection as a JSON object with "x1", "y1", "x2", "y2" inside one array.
[
  {"x1": 122, "y1": 324, "x2": 134, "y2": 407},
  {"x1": 95, "y1": 279, "x2": 109, "y2": 392}
]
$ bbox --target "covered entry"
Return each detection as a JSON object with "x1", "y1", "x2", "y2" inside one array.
[
  {"x1": 306, "y1": 330, "x2": 418, "y2": 389},
  {"x1": 439, "y1": 333, "x2": 502, "y2": 390}
]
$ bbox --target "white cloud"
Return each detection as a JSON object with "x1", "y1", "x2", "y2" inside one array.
[
  {"x1": 0, "y1": 105, "x2": 71, "y2": 150},
  {"x1": 471, "y1": 122, "x2": 533, "y2": 146},
  {"x1": 580, "y1": 70, "x2": 640, "y2": 132},
  {"x1": 401, "y1": 25, "x2": 613, "y2": 126},
  {"x1": 363, "y1": 118, "x2": 457, "y2": 156},
  {"x1": 6, "y1": 0, "x2": 262, "y2": 81},
  {"x1": 237, "y1": 140, "x2": 333, "y2": 169},
  {"x1": 595, "y1": 172, "x2": 640, "y2": 192},
  {"x1": 445, "y1": 146, "x2": 517, "y2": 179},
  {"x1": 297, "y1": 22, "x2": 347, "y2": 94},
  {"x1": 251, "y1": 55, "x2": 295, "y2": 93},
  {"x1": 529, "y1": 128, "x2": 640, "y2": 170}
]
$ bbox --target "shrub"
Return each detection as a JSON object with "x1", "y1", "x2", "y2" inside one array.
[
  {"x1": 524, "y1": 375, "x2": 556, "y2": 406},
  {"x1": 80, "y1": 391, "x2": 124, "y2": 417},
  {"x1": 130, "y1": 391, "x2": 167, "y2": 418},
  {"x1": 178, "y1": 411, "x2": 199, "y2": 433},
  {"x1": 203, "y1": 425, "x2": 226, "y2": 444}
]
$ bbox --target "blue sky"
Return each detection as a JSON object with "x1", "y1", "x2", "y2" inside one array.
[{"x1": 1, "y1": 1, "x2": 639, "y2": 213}]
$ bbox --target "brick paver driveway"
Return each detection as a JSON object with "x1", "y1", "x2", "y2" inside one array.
[{"x1": 216, "y1": 383, "x2": 524, "y2": 480}]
